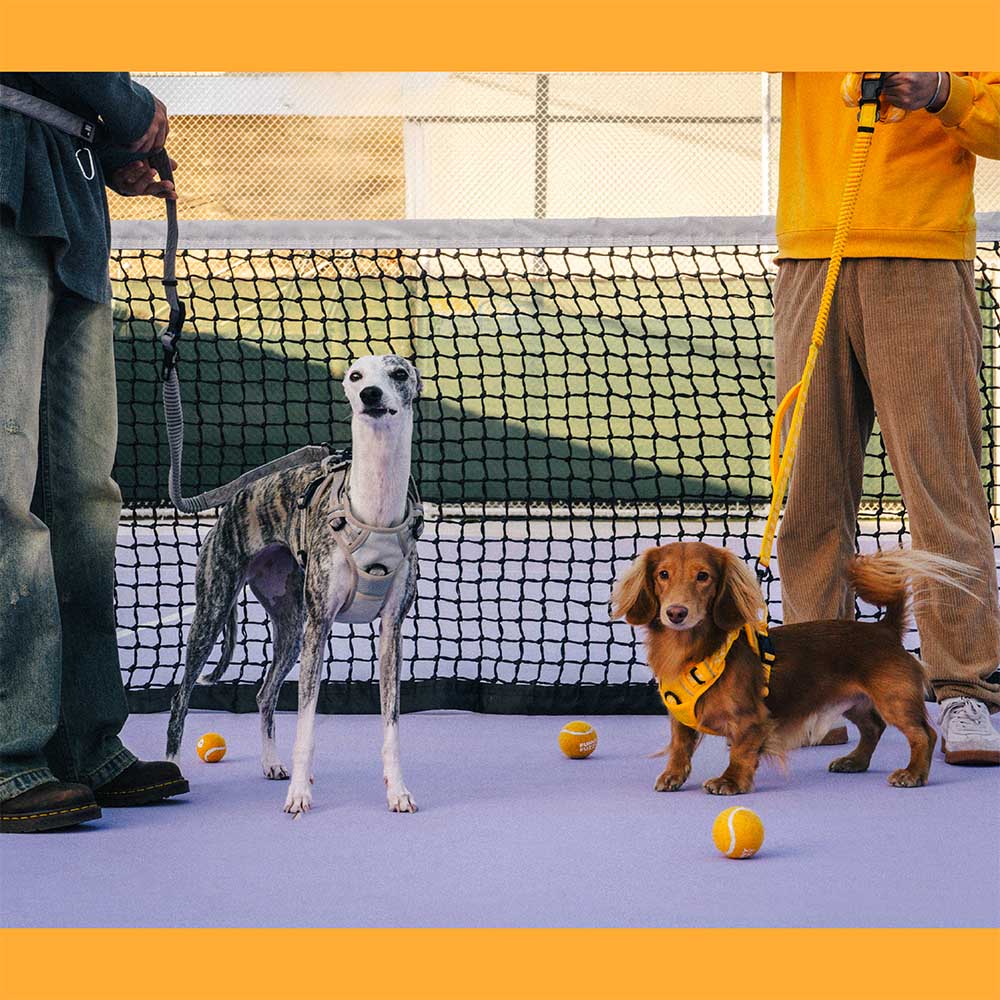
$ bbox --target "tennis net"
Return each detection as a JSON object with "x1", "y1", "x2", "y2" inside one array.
[{"x1": 110, "y1": 217, "x2": 1000, "y2": 714}]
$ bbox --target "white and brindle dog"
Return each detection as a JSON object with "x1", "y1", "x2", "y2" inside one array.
[{"x1": 166, "y1": 354, "x2": 423, "y2": 816}]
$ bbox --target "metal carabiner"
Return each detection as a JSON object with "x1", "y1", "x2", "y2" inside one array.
[{"x1": 75, "y1": 146, "x2": 95, "y2": 181}]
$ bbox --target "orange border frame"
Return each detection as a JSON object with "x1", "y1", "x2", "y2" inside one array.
[
  {"x1": 1, "y1": 3, "x2": 999, "y2": 997},
  {"x1": 2, "y1": 929, "x2": 1000, "y2": 999},
  {"x1": 0, "y1": 0, "x2": 999, "y2": 70}
]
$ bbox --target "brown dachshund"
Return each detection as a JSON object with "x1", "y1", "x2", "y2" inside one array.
[{"x1": 611, "y1": 542, "x2": 977, "y2": 795}]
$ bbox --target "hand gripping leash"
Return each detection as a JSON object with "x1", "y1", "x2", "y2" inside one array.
[
  {"x1": 756, "y1": 73, "x2": 886, "y2": 576},
  {"x1": 148, "y1": 150, "x2": 332, "y2": 514}
]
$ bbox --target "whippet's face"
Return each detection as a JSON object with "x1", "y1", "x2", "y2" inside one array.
[{"x1": 343, "y1": 355, "x2": 422, "y2": 422}]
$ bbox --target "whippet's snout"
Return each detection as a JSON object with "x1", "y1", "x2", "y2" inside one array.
[
  {"x1": 360, "y1": 386, "x2": 384, "y2": 406},
  {"x1": 665, "y1": 604, "x2": 688, "y2": 625}
]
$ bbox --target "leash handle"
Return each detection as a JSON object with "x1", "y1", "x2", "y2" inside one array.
[
  {"x1": 841, "y1": 72, "x2": 906, "y2": 123},
  {"x1": 148, "y1": 149, "x2": 185, "y2": 377}
]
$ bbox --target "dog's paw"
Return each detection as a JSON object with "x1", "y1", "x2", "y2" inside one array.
[
  {"x1": 703, "y1": 776, "x2": 748, "y2": 796},
  {"x1": 283, "y1": 784, "x2": 313, "y2": 816},
  {"x1": 387, "y1": 786, "x2": 418, "y2": 813},
  {"x1": 654, "y1": 769, "x2": 688, "y2": 792},
  {"x1": 263, "y1": 760, "x2": 290, "y2": 780},
  {"x1": 829, "y1": 755, "x2": 868, "y2": 774},
  {"x1": 888, "y1": 767, "x2": 927, "y2": 788}
]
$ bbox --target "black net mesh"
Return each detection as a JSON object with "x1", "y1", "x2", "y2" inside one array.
[{"x1": 111, "y1": 241, "x2": 1000, "y2": 714}]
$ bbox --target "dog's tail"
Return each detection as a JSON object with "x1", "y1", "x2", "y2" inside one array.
[
  {"x1": 847, "y1": 548, "x2": 980, "y2": 642},
  {"x1": 196, "y1": 606, "x2": 238, "y2": 686}
]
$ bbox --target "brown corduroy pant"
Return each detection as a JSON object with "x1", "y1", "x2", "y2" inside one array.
[{"x1": 773, "y1": 257, "x2": 1000, "y2": 709}]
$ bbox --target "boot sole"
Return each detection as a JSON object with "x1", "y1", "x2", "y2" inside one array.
[
  {"x1": 1, "y1": 801, "x2": 102, "y2": 833},
  {"x1": 95, "y1": 777, "x2": 190, "y2": 808}
]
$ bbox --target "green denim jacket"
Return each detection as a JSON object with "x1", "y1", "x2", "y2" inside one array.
[{"x1": 0, "y1": 72, "x2": 155, "y2": 303}]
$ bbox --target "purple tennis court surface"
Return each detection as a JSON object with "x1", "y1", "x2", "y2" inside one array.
[{"x1": 2, "y1": 707, "x2": 997, "y2": 928}]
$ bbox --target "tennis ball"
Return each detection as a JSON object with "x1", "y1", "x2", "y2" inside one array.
[
  {"x1": 712, "y1": 806, "x2": 764, "y2": 859},
  {"x1": 196, "y1": 732, "x2": 227, "y2": 763},
  {"x1": 559, "y1": 720, "x2": 598, "y2": 759}
]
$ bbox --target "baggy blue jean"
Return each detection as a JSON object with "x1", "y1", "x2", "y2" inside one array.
[{"x1": 0, "y1": 212, "x2": 135, "y2": 800}]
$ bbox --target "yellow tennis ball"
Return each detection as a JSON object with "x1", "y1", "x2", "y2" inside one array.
[
  {"x1": 558, "y1": 720, "x2": 598, "y2": 759},
  {"x1": 196, "y1": 732, "x2": 227, "y2": 763},
  {"x1": 712, "y1": 806, "x2": 764, "y2": 859}
]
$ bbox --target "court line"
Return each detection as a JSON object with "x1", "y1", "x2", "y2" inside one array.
[{"x1": 117, "y1": 607, "x2": 191, "y2": 640}]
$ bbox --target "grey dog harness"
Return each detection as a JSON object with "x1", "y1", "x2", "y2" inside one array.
[{"x1": 296, "y1": 455, "x2": 423, "y2": 624}]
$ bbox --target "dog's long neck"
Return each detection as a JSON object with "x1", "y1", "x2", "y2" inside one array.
[{"x1": 347, "y1": 413, "x2": 414, "y2": 527}]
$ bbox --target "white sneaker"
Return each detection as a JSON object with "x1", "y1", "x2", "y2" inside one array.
[{"x1": 938, "y1": 697, "x2": 1000, "y2": 766}]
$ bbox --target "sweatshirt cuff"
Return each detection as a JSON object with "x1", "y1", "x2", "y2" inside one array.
[
  {"x1": 933, "y1": 73, "x2": 974, "y2": 127},
  {"x1": 111, "y1": 84, "x2": 155, "y2": 147}
]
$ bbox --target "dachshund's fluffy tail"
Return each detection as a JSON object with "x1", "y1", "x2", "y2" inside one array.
[{"x1": 847, "y1": 549, "x2": 980, "y2": 641}]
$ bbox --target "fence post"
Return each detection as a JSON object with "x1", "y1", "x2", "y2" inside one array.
[
  {"x1": 760, "y1": 72, "x2": 772, "y2": 215},
  {"x1": 535, "y1": 73, "x2": 550, "y2": 219}
]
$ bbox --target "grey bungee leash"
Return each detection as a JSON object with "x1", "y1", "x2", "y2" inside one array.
[{"x1": 148, "y1": 150, "x2": 332, "y2": 513}]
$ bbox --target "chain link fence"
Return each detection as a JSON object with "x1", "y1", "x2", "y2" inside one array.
[{"x1": 110, "y1": 72, "x2": 1000, "y2": 223}]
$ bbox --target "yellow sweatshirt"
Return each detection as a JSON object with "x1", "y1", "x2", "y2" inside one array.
[{"x1": 777, "y1": 72, "x2": 1000, "y2": 260}]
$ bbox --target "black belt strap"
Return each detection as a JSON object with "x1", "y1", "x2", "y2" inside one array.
[{"x1": 0, "y1": 84, "x2": 98, "y2": 141}]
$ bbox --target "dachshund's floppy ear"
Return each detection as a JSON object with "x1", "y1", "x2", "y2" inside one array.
[
  {"x1": 712, "y1": 549, "x2": 767, "y2": 632},
  {"x1": 611, "y1": 548, "x2": 659, "y2": 626}
]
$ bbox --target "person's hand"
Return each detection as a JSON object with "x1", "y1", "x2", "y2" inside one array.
[
  {"x1": 110, "y1": 157, "x2": 177, "y2": 199},
  {"x1": 129, "y1": 96, "x2": 170, "y2": 154},
  {"x1": 881, "y1": 72, "x2": 951, "y2": 112}
]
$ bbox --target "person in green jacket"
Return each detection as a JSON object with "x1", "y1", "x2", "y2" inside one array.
[{"x1": 0, "y1": 73, "x2": 189, "y2": 832}]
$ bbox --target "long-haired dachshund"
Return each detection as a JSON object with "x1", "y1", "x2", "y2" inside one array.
[{"x1": 611, "y1": 542, "x2": 976, "y2": 795}]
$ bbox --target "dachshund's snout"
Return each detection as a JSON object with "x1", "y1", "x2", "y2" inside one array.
[
  {"x1": 665, "y1": 604, "x2": 689, "y2": 626},
  {"x1": 360, "y1": 386, "x2": 384, "y2": 406}
]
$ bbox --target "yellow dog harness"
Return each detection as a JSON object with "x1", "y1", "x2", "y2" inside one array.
[{"x1": 658, "y1": 624, "x2": 776, "y2": 735}]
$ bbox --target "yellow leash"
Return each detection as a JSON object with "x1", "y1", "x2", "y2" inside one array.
[
  {"x1": 659, "y1": 77, "x2": 888, "y2": 734},
  {"x1": 757, "y1": 76, "x2": 884, "y2": 573}
]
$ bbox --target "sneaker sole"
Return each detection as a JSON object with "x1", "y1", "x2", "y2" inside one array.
[
  {"x1": 941, "y1": 743, "x2": 1000, "y2": 766},
  {"x1": 95, "y1": 778, "x2": 190, "y2": 808},
  {"x1": 0, "y1": 801, "x2": 102, "y2": 833}
]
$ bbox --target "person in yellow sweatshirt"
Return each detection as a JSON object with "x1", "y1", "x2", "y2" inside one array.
[{"x1": 775, "y1": 72, "x2": 1000, "y2": 765}]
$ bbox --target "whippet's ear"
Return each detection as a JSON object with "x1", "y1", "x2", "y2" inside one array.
[{"x1": 405, "y1": 358, "x2": 423, "y2": 399}]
